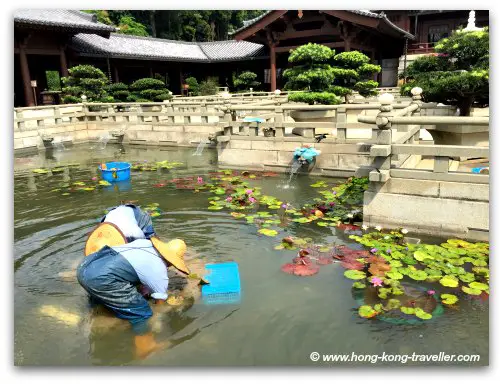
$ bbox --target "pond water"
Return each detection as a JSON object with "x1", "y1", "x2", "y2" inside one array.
[{"x1": 14, "y1": 144, "x2": 488, "y2": 366}]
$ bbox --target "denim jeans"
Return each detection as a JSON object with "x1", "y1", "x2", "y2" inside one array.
[{"x1": 77, "y1": 246, "x2": 153, "y2": 334}]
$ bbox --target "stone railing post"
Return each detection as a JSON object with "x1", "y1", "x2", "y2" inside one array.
[
  {"x1": 274, "y1": 106, "x2": 285, "y2": 137},
  {"x1": 336, "y1": 106, "x2": 347, "y2": 142},
  {"x1": 222, "y1": 102, "x2": 233, "y2": 136},
  {"x1": 410, "y1": 87, "x2": 423, "y2": 142}
]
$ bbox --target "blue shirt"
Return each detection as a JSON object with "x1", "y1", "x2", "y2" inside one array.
[{"x1": 112, "y1": 239, "x2": 169, "y2": 300}]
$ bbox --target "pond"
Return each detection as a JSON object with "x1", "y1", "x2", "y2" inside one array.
[{"x1": 14, "y1": 144, "x2": 488, "y2": 366}]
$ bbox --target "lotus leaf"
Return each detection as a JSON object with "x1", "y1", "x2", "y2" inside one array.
[
  {"x1": 386, "y1": 271, "x2": 404, "y2": 280},
  {"x1": 33, "y1": 168, "x2": 49, "y2": 174},
  {"x1": 439, "y1": 275, "x2": 459, "y2": 287},
  {"x1": 414, "y1": 250, "x2": 434, "y2": 262},
  {"x1": 61, "y1": 193, "x2": 70, "y2": 196},
  {"x1": 469, "y1": 281, "x2": 489, "y2": 291},
  {"x1": 358, "y1": 305, "x2": 378, "y2": 319},
  {"x1": 462, "y1": 286, "x2": 482, "y2": 295},
  {"x1": 472, "y1": 267, "x2": 489, "y2": 278},
  {"x1": 230, "y1": 212, "x2": 246, "y2": 219},
  {"x1": 441, "y1": 294, "x2": 459, "y2": 305},
  {"x1": 344, "y1": 270, "x2": 367, "y2": 280},
  {"x1": 268, "y1": 205, "x2": 281, "y2": 210},
  {"x1": 400, "y1": 306, "x2": 415, "y2": 315},
  {"x1": 257, "y1": 212, "x2": 272, "y2": 218},
  {"x1": 408, "y1": 270, "x2": 428, "y2": 281},
  {"x1": 392, "y1": 287, "x2": 404, "y2": 296},
  {"x1": 292, "y1": 217, "x2": 312, "y2": 223},
  {"x1": 258, "y1": 228, "x2": 278, "y2": 237},
  {"x1": 389, "y1": 260, "x2": 403, "y2": 268},
  {"x1": 317, "y1": 222, "x2": 329, "y2": 227},
  {"x1": 414, "y1": 308, "x2": 432, "y2": 320},
  {"x1": 458, "y1": 273, "x2": 475, "y2": 283},
  {"x1": 207, "y1": 206, "x2": 224, "y2": 210},
  {"x1": 472, "y1": 259, "x2": 488, "y2": 267},
  {"x1": 352, "y1": 282, "x2": 366, "y2": 289},
  {"x1": 310, "y1": 181, "x2": 328, "y2": 188},
  {"x1": 213, "y1": 187, "x2": 226, "y2": 195}
]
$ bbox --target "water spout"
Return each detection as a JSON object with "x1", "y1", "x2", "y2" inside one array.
[
  {"x1": 193, "y1": 139, "x2": 209, "y2": 156},
  {"x1": 91, "y1": 132, "x2": 110, "y2": 150}
]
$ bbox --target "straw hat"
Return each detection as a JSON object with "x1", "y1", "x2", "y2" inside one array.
[
  {"x1": 84, "y1": 222, "x2": 127, "y2": 256},
  {"x1": 150, "y1": 237, "x2": 190, "y2": 275}
]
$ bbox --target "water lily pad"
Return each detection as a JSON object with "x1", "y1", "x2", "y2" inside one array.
[
  {"x1": 32, "y1": 168, "x2": 49, "y2": 174},
  {"x1": 268, "y1": 205, "x2": 281, "y2": 210},
  {"x1": 468, "y1": 281, "x2": 489, "y2": 291},
  {"x1": 99, "y1": 180, "x2": 111, "y2": 186},
  {"x1": 258, "y1": 228, "x2": 278, "y2": 237},
  {"x1": 414, "y1": 308, "x2": 432, "y2": 320},
  {"x1": 310, "y1": 181, "x2": 328, "y2": 188},
  {"x1": 230, "y1": 212, "x2": 246, "y2": 219},
  {"x1": 352, "y1": 282, "x2": 366, "y2": 289},
  {"x1": 51, "y1": 168, "x2": 64, "y2": 173},
  {"x1": 344, "y1": 270, "x2": 367, "y2": 280},
  {"x1": 414, "y1": 250, "x2": 434, "y2": 262},
  {"x1": 400, "y1": 306, "x2": 415, "y2": 315},
  {"x1": 440, "y1": 293, "x2": 459, "y2": 305},
  {"x1": 207, "y1": 206, "x2": 224, "y2": 210},
  {"x1": 408, "y1": 270, "x2": 428, "y2": 281},
  {"x1": 385, "y1": 271, "x2": 404, "y2": 280},
  {"x1": 281, "y1": 263, "x2": 319, "y2": 276},
  {"x1": 358, "y1": 305, "x2": 378, "y2": 319},
  {"x1": 461, "y1": 286, "x2": 482, "y2": 295},
  {"x1": 459, "y1": 273, "x2": 476, "y2": 283},
  {"x1": 292, "y1": 217, "x2": 312, "y2": 223},
  {"x1": 439, "y1": 275, "x2": 459, "y2": 287},
  {"x1": 61, "y1": 193, "x2": 70, "y2": 196},
  {"x1": 317, "y1": 222, "x2": 329, "y2": 227}
]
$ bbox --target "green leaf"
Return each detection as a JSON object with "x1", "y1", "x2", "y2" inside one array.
[
  {"x1": 258, "y1": 228, "x2": 278, "y2": 237},
  {"x1": 400, "y1": 306, "x2": 415, "y2": 315},
  {"x1": 207, "y1": 206, "x2": 224, "y2": 210},
  {"x1": 292, "y1": 217, "x2": 312, "y2": 223},
  {"x1": 385, "y1": 271, "x2": 404, "y2": 280},
  {"x1": 352, "y1": 281, "x2": 366, "y2": 289},
  {"x1": 462, "y1": 286, "x2": 482, "y2": 295},
  {"x1": 386, "y1": 299, "x2": 402, "y2": 310},
  {"x1": 439, "y1": 275, "x2": 459, "y2": 287},
  {"x1": 33, "y1": 168, "x2": 49, "y2": 174},
  {"x1": 414, "y1": 308, "x2": 432, "y2": 320},
  {"x1": 268, "y1": 205, "x2": 281, "y2": 210},
  {"x1": 441, "y1": 293, "x2": 459, "y2": 305},
  {"x1": 99, "y1": 180, "x2": 111, "y2": 186},
  {"x1": 317, "y1": 222, "x2": 329, "y2": 227},
  {"x1": 408, "y1": 270, "x2": 428, "y2": 281},
  {"x1": 459, "y1": 273, "x2": 476, "y2": 283},
  {"x1": 344, "y1": 270, "x2": 367, "y2": 280},
  {"x1": 469, "y1": 281, "x2": 489, "y2": 290},
  {"x1": 414, "y1": 250, "x2": 434, "y2": 262},
  {"x1": 358, "y1": 305, "x2": 378, "y2": 318}
]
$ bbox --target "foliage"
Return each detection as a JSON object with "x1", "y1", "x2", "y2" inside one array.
[
  {"x1": 45, "y1": 71, "x2": 61, "y2": 91},
  {"x1": 82, "y1": 10, "x2": 114, "y2": 25},
  {"x1": 61, "y1": 65, "x2": 110, "y2": 103},
  {"x1": 185, "y1": 77, "x2": 200, "y2": 96},
  {"x1": 199, "y1": 78, "x2": 219, "y2": 96},
  {"x1": 288, "y1": 92, "x2": 340, "y2": 105},
  {"x1": 400, "y1": 27, "x2": 489, "y2": 115},
  {"x1": 331, "y1": 51, "x2": 381, "y2": 100},
  {"x1": 105, "y1": 82, "x2": 130, "y2": 102},
  {"x1": 129, "y1": 78, "x2": 173, "y2": 102},
  {"x1": 233, "y1": 71, "x2": 261, "y2": 91},
  {"x1": 117, "y1": 15, "x2": 149, "y2": 36}
]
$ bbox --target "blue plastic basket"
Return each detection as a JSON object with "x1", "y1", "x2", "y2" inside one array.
[
  {"x1": 202, "y1": 262, "x2": 241, "y2": 305},
  {"x1": 99, "y1": 161, "x2": 131, "y2": 182},
  {"x1": 472, "y1": 167, "x2": 489, "y2": 174}
]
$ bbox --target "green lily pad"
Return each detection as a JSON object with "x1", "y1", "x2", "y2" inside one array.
[
  {"x1": 358, "y1": 305, "x2": 378, "y2": 318},
  {"x1": 459, "y1": 273, "x2": 476, "y2": 283},
  {"x1": 385, "y1": 271, "x2": 404, "y2": 280},
  {"x1": 414, "y1": 308, "x2": 432, "y2": 320},
  {"x1": 268, "y1": 205, "x2": 281, "y2": 210},
  {"x1": 61, "y1": 192, "x2": 70, "y2": 196},
  {"x1": 230, "y1": 212, "x2": 246, "y2": 219},
  {"x1": 258, "y1": 228, "x2": 278, "y2": 237},
  {"x1": 414, "y1": 250, "x2": 434, "y2": 262},
  {"x1": 472, "y1": 259, "x2": 488, "y2": 267},
  {"x1": 408, "y1": 270, "x2": 428, "y2": 281},
  {"x1": 99, "y1": 180, "x2": 111, "y2": 186},
  {"x1": 400, "y1": 306, "x2": 415, "y2": 315},
  {"x1": 352, "y1": 282, "x2": 366, "y2": 289},
  {"x1": 462, "y1": 286, "x2": 482, "y2": 295},
  {"x1": 32, "y1": 168, "x2": 49, "y2": 174},
  {"x1": 51, "y1": 168, "x2": 64, "y2": 173},
  {"x1": 317, "y1": 222, "x2": 329, "y2": 227},
  {"x1": 207, "y1": 206, "x2": 224, "y2": 210},
  {"x1": 441, "y1": 293, "x2": 459, "y2": 305},
  {"x1": 439, "y1": 275, "x2": 459, "y2": 287},
  {"x1": 264, "y1": 219, "x2": 281, "y2": 225},
  {"x1": 344, "y1": 270, "x2": 367, "y2": 280},
  {"x1": 468, "y1": 281, "x2": 489, "y2": 290},
  {"x1": 292, "y1": 217, "x2": 312, "y2": 223},
  {"x1": 310, "y1": 181, "x2": 328, "y2": 188}
]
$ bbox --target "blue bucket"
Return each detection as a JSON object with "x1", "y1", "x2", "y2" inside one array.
[{"x1": 99, "y1": 161, "x2": 131, "y2": 182}]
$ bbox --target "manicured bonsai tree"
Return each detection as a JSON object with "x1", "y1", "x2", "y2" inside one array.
[
  {"x1": 106, "y1": 82, "x2": 130, "y2": 102},
  {"x1": 284, "y1": 43, "x2": 340, "y2": 105},
  {"x1": 128, "y1": 78, "x2": 173, "y2": 102},
  {"x1": 233, "y1": 71, "x2": 260, "y2": 91},
  {"x1": 61, "y1": 65, "x2": 111, "y2": 103},
  {"x1": 185, "y1": 76, "x2": 200, "y2": 96},
  {"x1": 400, "y1": 27, "x2": 489, "y2": 116},
  {"x1": 330, "y1": 51, "x2": 381, "y2": 102},
  {"x1": 199, "y1": 78, "x2": 219, "y2": 96}
]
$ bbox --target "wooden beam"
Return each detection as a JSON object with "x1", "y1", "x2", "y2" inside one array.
[
  {"x1": 14, "y1": 47, "x2": 61, "y2": 55},
  {"x1": 323, "y1": 10, "x2": 380, "y2": 29},
  {"x1": 276, "y1": 26, "x2": 340, "y2": 41},
  {"x1": 234, "y1": 10, "x2": 288, "y2": 41},
  {"x1": 275, "y1": 41, "x2": 344, "y2": 53}
]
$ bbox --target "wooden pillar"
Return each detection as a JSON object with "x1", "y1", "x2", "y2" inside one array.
[
  {"x1": 18, "y1": 43, "x2": 35, "y2": 107},
  {"x1": 269, "y1": 44, "x2": 276, "y2": 92},
  {"x1": 149, "y1": 63, "x2": 153, "y2": 78},
  {"x1": 59, "y1": 46, "x2": 69, "y2": 77},
  {"x1": 113, "y1": 64, "x2": 119, "y2": 83}
]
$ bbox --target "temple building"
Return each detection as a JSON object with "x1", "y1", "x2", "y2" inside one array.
[{"x1": 14, "y1": 9, "x2": 489, "y2": 107}]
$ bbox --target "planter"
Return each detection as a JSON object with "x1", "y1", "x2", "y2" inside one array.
[
  {"x1": 289, "y1": 109, "x2": 335, "y2": 136},
  {"x1": 426, "y1": 125, "x2": 489, "y2": 148}
]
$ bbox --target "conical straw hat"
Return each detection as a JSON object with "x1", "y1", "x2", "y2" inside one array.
[
  {"x1": 84, "y1": 222, "x2": 127, "y2": 256},
  {"x1": 150, "y1": 237, "x2": 190, "y2": 275}
]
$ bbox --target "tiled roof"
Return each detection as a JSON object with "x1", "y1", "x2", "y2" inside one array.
[
  {"x1": 231, "y1": 10, "x2": 414, "y2": 39},
  {"x1": 71, "y1": 33, "x2": 267, "y2": 62},
  {"x1": 14, "y1": 9, "x2": 116, "y2": 35}
]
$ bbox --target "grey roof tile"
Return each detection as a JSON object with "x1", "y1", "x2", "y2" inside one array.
[
  {"x1": 14, "y1": 9, "x2": 116, "y2": 33},
  {"x1": 72, "y1": 33, "x2": 266, "y2": 62}
]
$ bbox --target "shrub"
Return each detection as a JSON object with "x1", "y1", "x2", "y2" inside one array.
[
  {"x1": 199, "y1": 78, "x2": 219, "y2": 96},
  {"x1": 106, "y1": 82, "x2": 130, "y2": 102},
  {"x1": 233, "y1": 71, "x2": 260, "y2": 91},
  {"x1": 284, "y1": 43, "x2": 341, "y2": 105},
  {"x1": 401, "y1": 27, "x2": 489, "y2": 115},
  {"x1": 331, "y1": 51, "x2": 381, "y2": 101},
  {"x1": 129, "y1": 77, "x2": 173, "y2": 102},
  {"x1": 61, "y1": 65, "x2": 110, "y2": 103},
  {"x1": 185, "y1": 76, "x2": 200, "y2": 96},
  {"x1": 46, "y1": 71, "x2": 61, "y2": 91}
]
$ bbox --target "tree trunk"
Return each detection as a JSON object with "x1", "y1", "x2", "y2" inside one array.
[
  {"x1": 150, "y1": 11, "x2": 156, "y2": 37},
  {"x1": 458, "y1": 95, "x2": 475, "y2": 116}
]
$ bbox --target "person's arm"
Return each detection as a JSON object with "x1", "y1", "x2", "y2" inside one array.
[{"x1": 143, "y1": 261, "x2": 169, "y2": 304}]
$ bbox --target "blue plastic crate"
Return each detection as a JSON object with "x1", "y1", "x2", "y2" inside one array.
[{"x1": 202, "y1": 262, "x2": 241, "y2": 305}]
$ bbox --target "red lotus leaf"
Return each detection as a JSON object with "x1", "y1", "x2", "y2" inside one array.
[
  {"x1": 337, "y1": 223, "x2": 361, "y2": 231},
  {"x1": 340, "y1": 260, "x2": 365, "y2": 270},
  {"x1": 292, "y1": 256, "x2": 312, "y2": 265},
  {"x1": 281, "y1": 263, "x2": 319, "y2": 276},
  {"x1": 262, "y1": 171, "x2": 279, "y2": 177}
]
